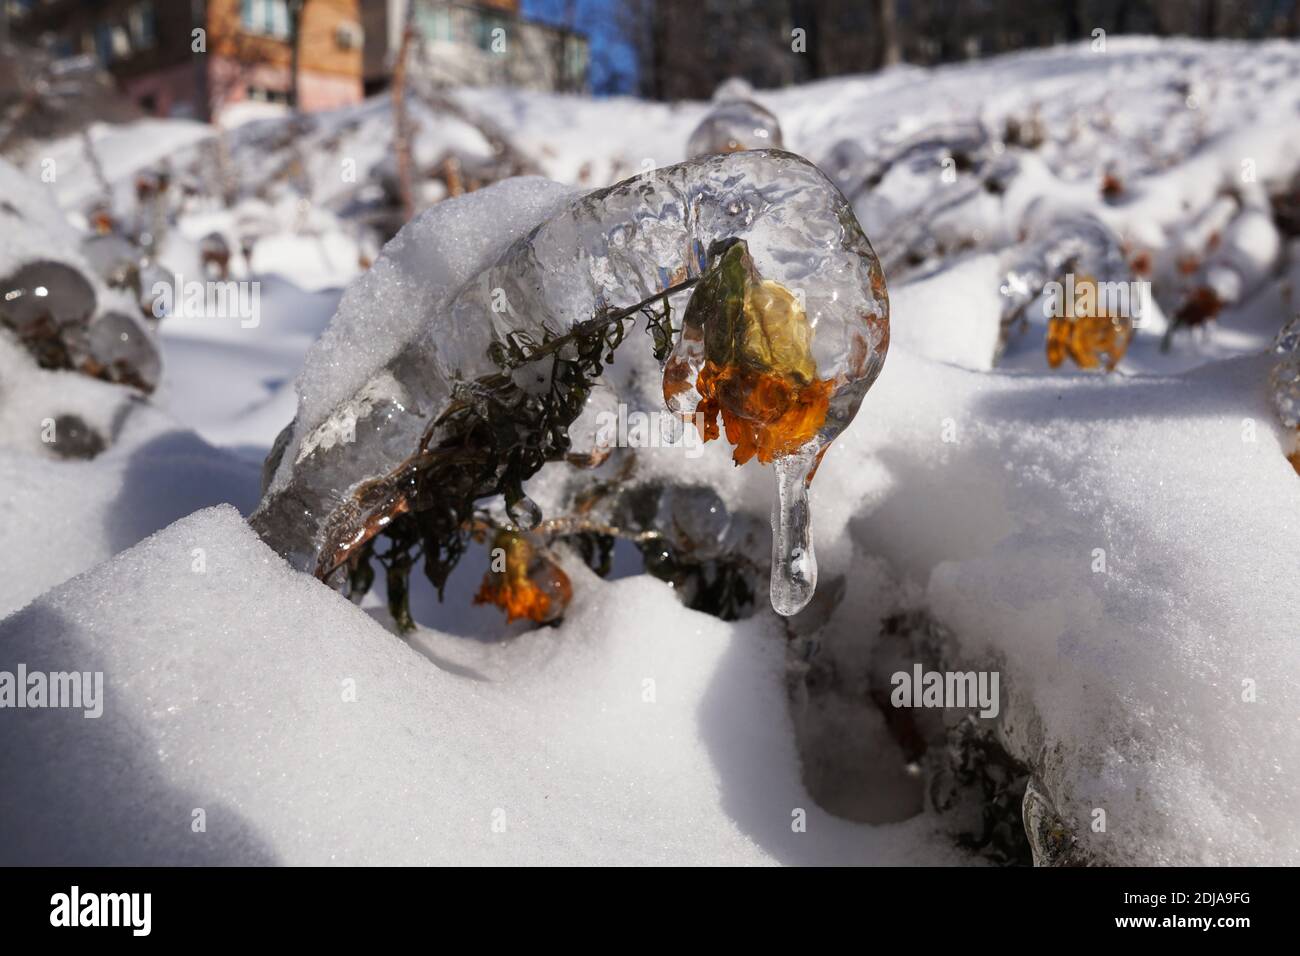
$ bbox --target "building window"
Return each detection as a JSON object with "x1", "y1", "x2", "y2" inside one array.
[
  {"x1": 93, "y1": 23, "x2": 113, "y2": 64},
  {"x1": 474, "y1": 13, "x2": 506, "y2": 52},
  {"x1": 242, "y1": 0, "x2": 292, "y2": 40},
  {"x1": 5, "y1": 0, "x2": 34, "y2": 21},
  {"x1": 110, "y1": 23, "x2": 132, "y2": 59},
  {"x1": 564, "y1": 37, "x2": 587, "y2": 86},
  {"x1": 247, "y1": 85, "x2": 291, "y2": 105},
  {"x1": 417, "y1": 7, "x2": 453, "y2": 44},
  {"x1": 128, "y1": 2, "x2": 157, "y2": 51}
]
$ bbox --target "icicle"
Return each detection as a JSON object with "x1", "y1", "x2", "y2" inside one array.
[{"x1": 770, "y1": 449, "x2": 819, "y2": 617}]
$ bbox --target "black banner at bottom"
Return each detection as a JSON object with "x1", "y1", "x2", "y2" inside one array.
[{"x1": 0, "y1": 866, "x2": 1282, "y2": 940}]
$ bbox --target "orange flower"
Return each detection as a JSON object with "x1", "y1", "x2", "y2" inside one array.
[
  {"x1": 695, "y1": 360, "x2": 834, "y2": 466},
  {"x1": 665, "y1": 241, "x2": 833, "y2": 470},
  {"x1": 1045, "y1": 275, "x2": 1133, "y2": 371},
  {"x1": 474, "y1": 531, "x2": 572, "y2": 624}
]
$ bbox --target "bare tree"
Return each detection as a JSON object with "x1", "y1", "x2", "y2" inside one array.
[
  {"x1": 392, "y1": 4, "x2": 417, "y2": 222},
  {"x1": 1203, "y1": 0, "x2": 1219, "y2": 36},
  {"x1": 553, "y1": 0, "x2": 578, "y2": 93},
  {"x1": 289, "y1": 0, "x2": 307, "y2": 111},
  {"x1": 875, "y1": 0, "x2": 901, "y2": 67}
]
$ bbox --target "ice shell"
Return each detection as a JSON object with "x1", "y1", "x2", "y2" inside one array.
[
  {"x1": 79, "y1": 311, "x2": 162, "y2": 392},
  {"x1": 0, "y1": 260, "x2": 96, "y2": 333},
  {"x1": 686, "y1": 100, "x2": 784, "y2": 159}
]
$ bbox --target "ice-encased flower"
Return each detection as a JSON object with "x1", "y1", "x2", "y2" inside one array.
[{"x1": 252, "y1": 150, "x2": 889, "y2": 617}]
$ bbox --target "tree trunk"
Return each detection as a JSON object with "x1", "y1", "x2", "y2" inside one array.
[
  {"x1": 1115, "y1": 0, "x2": 1132, "y2": 34},
  {"x1": 392, "y1": 13, "x2": 417, "y2": 222},
  {"x1": 554, "y1": 0, "x2": 577, "y2": 93},
  {"x1": 650, "y1": 2, "x2": 669, "y2": 100},
  {"x1": 290, "y1": 0, "x2": 306, "y2": 111},
  {"x1": 1064, "y1": 0, "x2": 1086, "y2": 40},
  {"x1": 876, "y1": 0, "x2": 901, "y2": 67}
]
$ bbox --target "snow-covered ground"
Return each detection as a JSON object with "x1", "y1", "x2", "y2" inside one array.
[{"x1": 2, "y1": 38, "x2": 1300, "y2": 865}]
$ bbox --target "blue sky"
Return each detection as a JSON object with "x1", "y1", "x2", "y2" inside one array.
[{"x1": 522, "y1": 0, "x2": 638, "y2": 95}]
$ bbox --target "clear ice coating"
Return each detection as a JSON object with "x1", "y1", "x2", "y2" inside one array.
[
  {"x1": 686, "y1": 100, "x2": 784, "y2": 159},
  {"x1": 251, "y1": 150, "x2": 889, "y2": 616},
  {"x1": 821, "y1": 120, "x2": 996, "y2": 203},
  {"x1": 79, "y1": 310, "x2": 162, "y2": 392},
  {"x1": 661, "y1": 236, "x2": 886, "y2": 615},
  {"x1": 0, "y1": 259, "x2": 162, "y2": 392},
  {"x1": 0, "y1": 261, "x2": 96, "y2": 335},
  {"x1": 506, "y1": 493, "x2": 543, "y2": 532},
  {"x1": 995, "y1": 210, "x2": 1129, "y2": 352},
  {"x1": 81, "y1": 234, "x2": 141, "y2": 290},
  {"x1": 1271, "y1": 315, "x2": 1300, "y2": 429}
]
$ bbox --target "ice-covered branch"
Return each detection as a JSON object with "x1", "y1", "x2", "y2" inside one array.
[{"x1": 251, "y1": 149, "x2": 889, "y2": 616}]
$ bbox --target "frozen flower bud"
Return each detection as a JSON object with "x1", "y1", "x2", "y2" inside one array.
[
  {"x1": 666, "y1": 240, "x2": 831, "y2": 466},
  {"x1": 0, "y1": 260, "x2": 96, "y2": 334},
  {"x1": 1045, "y1": 275, "x2": 1133, "y2": 372},
  {"x1": 474, "y1": 530, "x2": 572, "y2": 624},
  {"x1": 0, "y1": 260, "x2": 97, "y2": 369},
  {"x1": 81, "y1": 234, "x2": 141, "y2": 290},
  {"x1": 200, "y1": 232, "x2": 232, "y2": 280},
  {"x1": 663, "y1": 235, "x2": 888, "y2": 618},
  {"x1": 77, "y1": 310, "x2": 162, "y2": 393}
]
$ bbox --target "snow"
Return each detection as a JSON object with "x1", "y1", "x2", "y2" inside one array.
[
  {"x1": 0, "y1": 334, "x2": 259, "y2": 619},
  {"x1": 4, "y1": 36, "x2": 1300, "y2": 865},
  {"x1": 0, "y1": 505, "x2": 957, "y2": 865},
  {"x1": 889, "y1": 254, "x2": 1004, "y2": 369},
  {"x1": 817, "y1": 348, "x2": 1300, "y2": 864}
]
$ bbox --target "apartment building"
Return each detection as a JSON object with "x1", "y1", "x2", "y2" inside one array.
[
  {"x1": 8, "y1": 0, "x2": 366, "y2": 121},
  {"x1": 363, "y1": 0, "x2": 589, "y2": 95},
  {"x1": 8, "y1": 0, "x2": 589, "y2": 123}
]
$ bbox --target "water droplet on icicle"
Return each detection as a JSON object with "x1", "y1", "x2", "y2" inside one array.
[
  {"x1": 507, "y1": 493, "x2": 543, "y2": 531},
  {"x1": 770, "y1": 449, "x2": 818, "y2": 616}
]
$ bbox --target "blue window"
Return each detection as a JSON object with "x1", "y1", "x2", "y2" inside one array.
[{"x1": 94, "y1": 23, "x2": 113, "y2": 64}]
